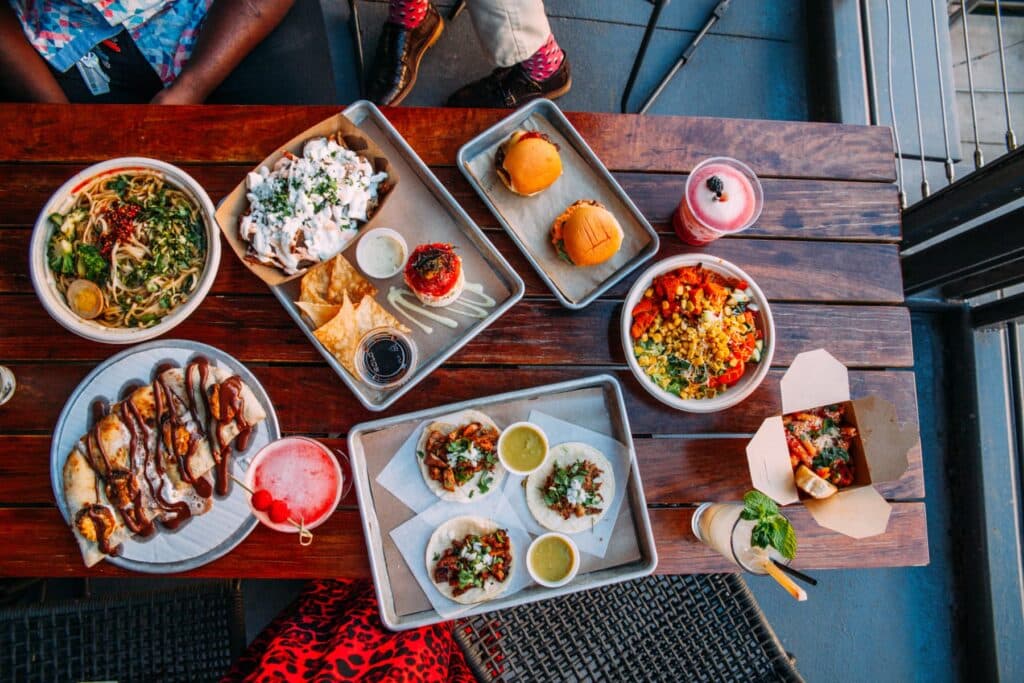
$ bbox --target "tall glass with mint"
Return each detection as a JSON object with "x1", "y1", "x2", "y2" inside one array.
[{"x1": 691, "y1": 491, "x2": 797, "y2": 573}]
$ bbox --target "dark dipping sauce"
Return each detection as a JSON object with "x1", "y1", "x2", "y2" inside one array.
[{"x1": 356, "y1": 329, "x2": 416, "y2": 388}]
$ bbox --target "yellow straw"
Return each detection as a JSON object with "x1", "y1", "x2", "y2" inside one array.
[{"x1": 761, "y1": 559, "x2": 807, "y2": 601}]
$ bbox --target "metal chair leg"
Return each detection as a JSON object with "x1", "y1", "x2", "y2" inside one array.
[
  {"x1": 621, "y1": 0, "x2": 670, "y2": 114},
  {"x1": 349, "y1": 0, "x2": 365, "y2": 98}
]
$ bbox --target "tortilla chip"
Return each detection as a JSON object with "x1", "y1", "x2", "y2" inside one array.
[
  {"x1": 299, "y1": 259, "x2": 332, "y2": 305},
  {"x1": 295, "y1": 301, "x2": 341, "y2": 329},
  {"x1": 327, "y1": 255, "x2": 377, "y2": 304},
  {"x1": 313, "y1": 293, "x2": 410, "y2": 376},
  {"x1": 299, "y1": 254, "x2": 376, "y2": 305}
]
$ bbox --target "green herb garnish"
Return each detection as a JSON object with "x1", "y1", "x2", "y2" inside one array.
[{"x1": 740, "y1": 490, "x2": 797, "y2": 560}]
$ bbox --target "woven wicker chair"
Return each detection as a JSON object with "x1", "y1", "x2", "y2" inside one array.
[
  {"x1": 455, "y1": 574, "x2": 803, "y2": 683},
  {"x1": 0, "y1": 581, "x2": 245, "y2": 683}
]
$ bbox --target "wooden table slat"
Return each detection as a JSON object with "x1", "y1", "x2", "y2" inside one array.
[
  {"x1": 0, "y1": 503, "x2": 927, "y2": 578},
  {"x1": 0, "y1": 365, "x2": 919, "y2": 437},
  {"x1": 0, "y1": 105, "x2": 896, "y2": 181},
  {"x1": 0, "y1": 230, "x2": 906, "y2": 304},
  {"x1": 0, "y1": 165, "x2": 901, "y2": 241}
]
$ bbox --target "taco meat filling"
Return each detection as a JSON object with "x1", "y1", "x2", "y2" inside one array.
[
  {"x1": 783, "y1": 404, "x2": 857, "y2": 487},
  {"x1": 432, "y1": 529, "x2": 511, "y2": 596},
  {"x1": 421, "y1": 422, "x2": 500, "y2": 494},
  {"x1": 542, "y1": 459, "x2": 604, "y2": 520}
]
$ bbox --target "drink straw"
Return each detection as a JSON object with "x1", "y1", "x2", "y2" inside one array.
[
  {"x1": 771, "y1": 559, "x2": 818, "y2": 586},
  {"x1": 761, "y1": 559, "x2": 807, "y2": 601}
]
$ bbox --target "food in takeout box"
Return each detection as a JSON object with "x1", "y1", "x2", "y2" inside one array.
[
  {"x1": 630, "y1": 263, "x2": 764, "y2": 400},
  {"x1": 495, "y1": 130, "x2": 562, "y2": 196},
  {"x1": 551, "y1": 199, "x2": 623, "y2": 267},
  {"x1": 215, "y1": 111, "x2": 397, "y2": 287},
  {"x1": 784, "y1": 404, "x2": 858, "y2": 499},
  {"x1": 746, "y1": 349, "x2": 920, "y2": 539},
  {"x1": 427, "y1": 516, "x2": 513, "y2": 604},
  {"x1": 238, "y1": 134, "x2": 389, "y2": 275},
  {"x1": 417, "y1": 409, "x2": 506, "y2": 502},
  {"x1": 404, "y1": 242, "x2": 465, "y2": 306},
  {"x1": 526, "y1": 442, "x2": 615, "y2": 534},
  {"x1": 62, "y1": 356, "x2": 268, "y2": 567}
]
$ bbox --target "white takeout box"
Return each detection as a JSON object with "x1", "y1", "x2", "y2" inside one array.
[{"x1": 745, "y1": 349, "x2": 920, "y2": 539}]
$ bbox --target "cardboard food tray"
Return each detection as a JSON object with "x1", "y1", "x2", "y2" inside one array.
[
  {"x1": 347, "y1": 375, "x2": 659, "y2": 630},
  {"x1": 746, "y1": 349, "x2": 920, "y2": 538},
  {"x1": 216, "y1": 109, "x2": 398, "y2": 287},
  {"x1": 457, "y1": 99, "x2": 659, "y2": 310},
  {"x1": 262, "y1": 101, "x2": 523, "y2": 412}
]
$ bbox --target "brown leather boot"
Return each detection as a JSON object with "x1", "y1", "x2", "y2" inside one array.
[
  {"x1": 445, "y1": 57, "x2": 572, "y2": 109},
  {"x1": 366, "y1": 4, "x2": 444, "y2": 106}
]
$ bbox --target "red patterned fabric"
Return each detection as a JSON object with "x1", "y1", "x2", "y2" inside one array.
[
  {"x1": 520, "y1": 33, "x2": 564, "y2": 82},
  {"x1": 222, "y1": 579, "x2": 474, "y2": 683},
  {"x1": 388, "y1": 0, "x2": 430, "y2": 29}
]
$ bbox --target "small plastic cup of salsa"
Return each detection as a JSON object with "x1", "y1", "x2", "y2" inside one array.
[
  {"x1": 244, "y1": 436, "x2": 344, "y2": 532},
  {"x1": 497, "y1": 421, "x2": 549, "y2": 475},
  {"x1": 527, "y1": 532, "x2": 580, "y2": 588}
]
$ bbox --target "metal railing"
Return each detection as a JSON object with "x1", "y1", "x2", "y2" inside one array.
[{"x1": 868, "y1": 0, "x2": 1023, "y2": 328}]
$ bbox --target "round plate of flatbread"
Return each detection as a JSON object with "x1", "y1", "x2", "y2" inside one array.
[{"x1": 50, "y1": 339, "x2": 279, "y2": 573}]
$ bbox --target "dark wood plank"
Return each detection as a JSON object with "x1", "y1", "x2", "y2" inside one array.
[
  {"x1": 0, "y1": 503, "x2": 927, "y2": 577},
  {"x1": 0, "y1": 431, "x2": 924, "y2": 509},
  {"x1": 0, "y1": 165, "x2": 901, "y2": 241},
  {"x1": 0, "y1": 295, "x2": 914, "y2": 368},
  {"x1": 0, "y1": 229, "x2": 906, "y2": 303},
  {"x1": 0, "y1": 105, "x2": 896, "y2": 181},
  {"x1": 0, "y1": 364, "x2": 918, "y2": 437}
]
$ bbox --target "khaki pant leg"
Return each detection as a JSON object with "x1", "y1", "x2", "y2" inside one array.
[{"x1": 465, "y1": 0, "x2": 552, "y2": 67}]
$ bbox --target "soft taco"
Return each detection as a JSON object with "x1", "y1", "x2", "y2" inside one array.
[
  {"x1": 426, "y1": 516, "x2": 513, "y2": 604},
  {"x1": 526, "y1": 442, "x2": 615, "y2": 534},
  {"x1": 417, "y1": 410, "x2": 505, "y2": 502}
]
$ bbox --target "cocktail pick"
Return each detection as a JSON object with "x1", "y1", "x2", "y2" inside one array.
[{"x1": 231, "y1": 475, "x2": 314, "y2": 545}]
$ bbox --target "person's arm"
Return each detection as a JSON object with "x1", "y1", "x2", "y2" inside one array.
[
  {"x1": 151, "y1": 0, "x2": 295, "y2": 104},
  {"x1": 0, "y1": 2, "x2": 69, "y2": 102}
]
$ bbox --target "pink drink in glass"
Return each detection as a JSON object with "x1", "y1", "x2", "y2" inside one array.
[
  {"x1": 674, "y1": 157, "x2": 764, "y2": 246},
  {"x1": 248, "y1": 436, "x2": 343, "y2": 532}
]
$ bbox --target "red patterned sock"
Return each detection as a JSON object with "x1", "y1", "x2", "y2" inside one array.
[
  {"x1": 519, "y1": 34, "x2": 565, "y2": 82},
  {"x1": 388, "y1": 0, "x2": 429, "y2": 29}
]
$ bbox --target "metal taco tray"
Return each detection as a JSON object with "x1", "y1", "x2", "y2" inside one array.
[
  {"x1": 269, "y1": 101, "x2": 525, "y2": 411},
  {"x1": 347, "y1": 374, "x2": 659, "y2": 630},
  {"x1": 457, "y1": 99, "x2": 659, "y2": 310}
]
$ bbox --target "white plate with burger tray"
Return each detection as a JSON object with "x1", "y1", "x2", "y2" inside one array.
[{"x1": 457, "y1": 98, "x2": 659, "y2": 310}]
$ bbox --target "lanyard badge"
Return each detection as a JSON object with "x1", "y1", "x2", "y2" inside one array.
[{"x1": 75, "y1": 51, "x2": 111, "y2": 96}]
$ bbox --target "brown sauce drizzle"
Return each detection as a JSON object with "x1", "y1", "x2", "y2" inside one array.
[
  {"x1": 76, "y1": 504, "x2": 121, "y2": 556},
  {"x1": 80, "y1": 355, "x2": 254, "y2": 550}
]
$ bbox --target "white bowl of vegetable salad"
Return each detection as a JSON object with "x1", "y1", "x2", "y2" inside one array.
[
  {"x1": 30, "y1": 158, "x2": 221, "y2": 344},
  {"x1": 621, "y1": 254, "x2": 775, "y2": 413}
]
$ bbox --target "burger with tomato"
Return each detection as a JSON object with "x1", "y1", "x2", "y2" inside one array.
[{"x1": 404, "y1": 242, "x2": 464, "y2": 307}]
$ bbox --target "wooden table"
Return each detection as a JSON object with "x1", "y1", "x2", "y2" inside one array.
[{"x1": 0, "y1": 105, "x2": 927, "y2": 577}]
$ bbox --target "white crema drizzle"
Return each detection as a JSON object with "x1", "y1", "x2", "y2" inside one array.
[{"x1": 386, "y1": 282, "x2": 495, "y2": 334}]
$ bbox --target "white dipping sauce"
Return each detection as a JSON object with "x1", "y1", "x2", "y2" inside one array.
[{"x1": 356, "y1": 228, "x2": 407, "y2": 279}]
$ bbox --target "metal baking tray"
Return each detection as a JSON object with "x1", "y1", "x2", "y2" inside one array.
[
  {"x1": 270, "y1": 101, "x2": 525, "y2": 412},
  {"x1": 348, "y1": 374, "x2": 658, "y2": 630},
  {"x1": 457, "y1": 99, "x2": 659, "y2": 310}
]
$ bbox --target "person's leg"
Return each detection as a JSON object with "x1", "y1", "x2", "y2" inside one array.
[
  {"x1": 365, "y1": 0, "x2": 444, "y2": 106},
  {"x1": 446, "y1": 0, "x2": 569, "y2": 108},
  {"x1": 205, "y1": 0, "x2": 336, "y2": 104}
]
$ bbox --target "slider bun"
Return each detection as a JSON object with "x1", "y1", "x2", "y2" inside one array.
[
  {"x1": 497, "y1": 131, "x2": 562, "y2": 196},
  {"x1": 551, "y1": 200, "x2": 623, "y2": 267}
]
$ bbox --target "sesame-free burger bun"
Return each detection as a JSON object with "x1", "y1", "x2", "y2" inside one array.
[
  {"x1": 496, "y1": 131, "x2": 562, "y2": 196},
  {"x1": 551, "y1": 200, "x2": 623, "y2": 267}
]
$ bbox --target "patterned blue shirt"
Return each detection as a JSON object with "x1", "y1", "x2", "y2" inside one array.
[{"x1": 10, "y1": 0, "x2": 212, "y2": 85}]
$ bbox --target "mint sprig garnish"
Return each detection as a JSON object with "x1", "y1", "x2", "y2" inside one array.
[{"x1": 741, "y1": 490, "x2": 797, "y2": 560}]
